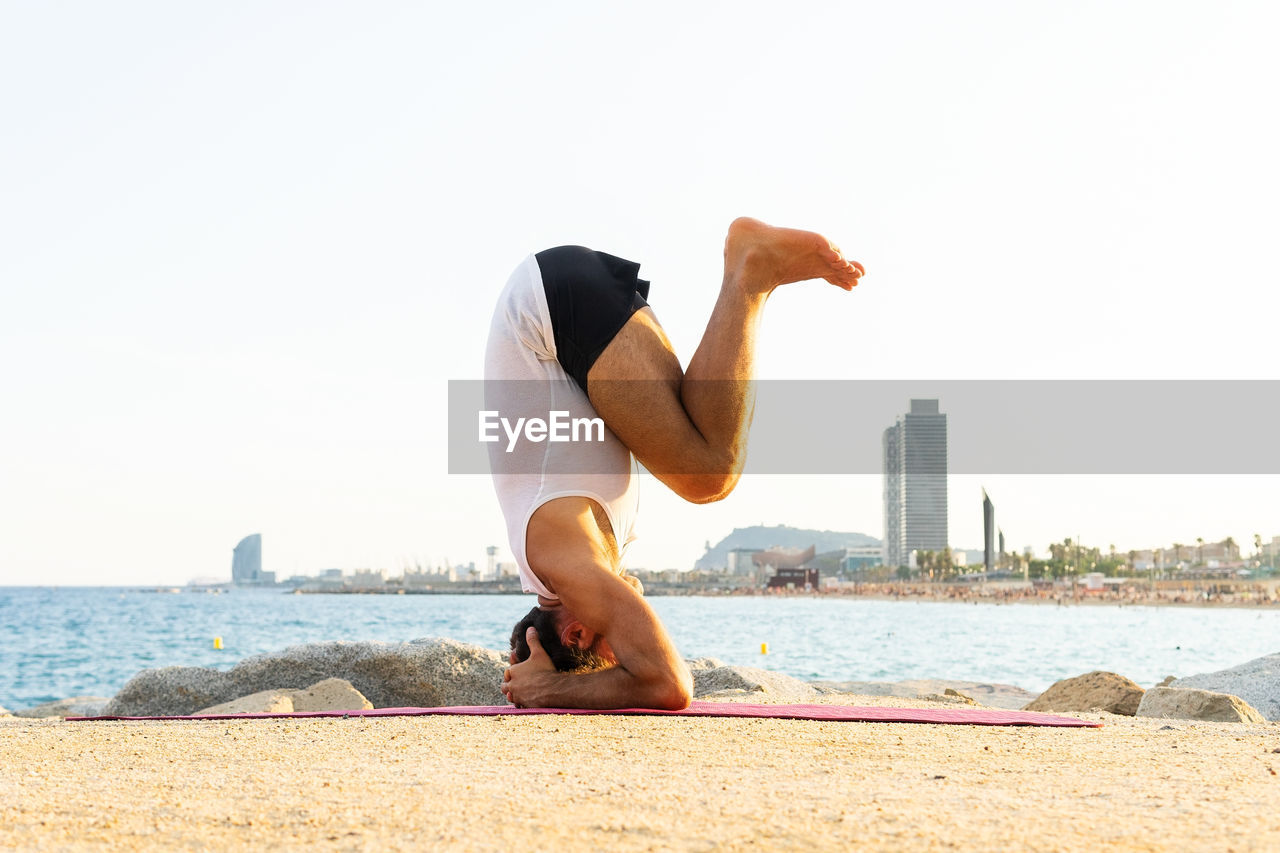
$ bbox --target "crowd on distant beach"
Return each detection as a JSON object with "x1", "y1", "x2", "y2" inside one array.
[{"x1": 756, "y1": 582, "x2": 1280, "y2": 607}]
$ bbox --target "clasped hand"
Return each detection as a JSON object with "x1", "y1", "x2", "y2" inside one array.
[{"x1": 501, "y1": 627, "x2": 562, "y2": 708}]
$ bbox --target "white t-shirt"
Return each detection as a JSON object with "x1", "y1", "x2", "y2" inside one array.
[{"x1": 483, "y1": 253, "x2": 639, "y2": 600}]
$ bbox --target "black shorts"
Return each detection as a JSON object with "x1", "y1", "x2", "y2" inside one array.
[{"x1": 536, "y1": 245, "x2": 650, "y2": 395}]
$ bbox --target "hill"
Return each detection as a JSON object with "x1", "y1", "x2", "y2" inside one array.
[{"x1": 694, "y1": 524, "x2": 881, "y2": 570}]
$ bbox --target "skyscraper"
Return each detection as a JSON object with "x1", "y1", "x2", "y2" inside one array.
[
  {"x1": 231, "y1": 533, "x2": 274, "y2": 585},
  {"x1": 883, "y1": 399, "x2": 949, "y2": 568},
  {"x1": 983, "y1": 489, "x2": 995, "y2": 572}
]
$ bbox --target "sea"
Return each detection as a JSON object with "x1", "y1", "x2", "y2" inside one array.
[{"x1": 2, "y1": 586, "x2": 1277, "y2": 711}]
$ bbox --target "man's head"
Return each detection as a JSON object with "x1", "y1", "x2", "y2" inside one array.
[{"x1": 509, "y1": 605, "x2": 615, "y2": 671}]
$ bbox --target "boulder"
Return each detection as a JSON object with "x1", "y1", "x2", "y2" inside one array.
[
  {"x1": 104, "y1": 638, "x2": 507, "y2": 717},
  {"x1": 1023, "y1": 671, "x2": 1145, "y2": 716},
  {"x1": 685, "y1": 657, "x2": 727, "y2": 671},
  {"x1": 810, "y1": 679, "x2": 1037, "y2": 711},
  {"x1": 1156, "y1": 676, "x2": 1176, "y2": 688},
  {"x1": 292, "y1": 677, "x2": 374, "y2": 712},
  {"x1": 196, "y1": 678, "x2": 374, "y2": 716},
  {"x1": 691, "y1": 665, "x2": 817, "y2": 701},
  {"x1": 1136, "y1": 687, "x2": 1266, "y2": 723},
  {"x1": 15, "y1": 696, "x2": 112, "y2": 719},
  {"x1": 198, "y1": 690, "x2": 297, "y2": 715},
  {"x1": 1170, "y1": 653, "x2": 1280, "y2": 721}
]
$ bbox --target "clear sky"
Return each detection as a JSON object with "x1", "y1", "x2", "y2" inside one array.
[{"x1": 2, "y1": 1, "x2": 1277, "y2": 585}]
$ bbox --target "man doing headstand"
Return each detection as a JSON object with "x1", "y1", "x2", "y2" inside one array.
[{"x1": 486, "y1": 217, "x2": 864, "y2": 710}]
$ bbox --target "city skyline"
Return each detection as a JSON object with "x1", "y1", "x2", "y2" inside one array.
[{"x1": 208, "y1": 522, "x2": 1279, "y2": 589}]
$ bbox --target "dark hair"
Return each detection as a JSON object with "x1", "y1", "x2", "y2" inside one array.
[{"x1": 510, "y1": 606, "x2": 611, "y2": 672}]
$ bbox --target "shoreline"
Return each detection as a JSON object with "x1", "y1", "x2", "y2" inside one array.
[
  {"x1": 251, "y1": 587, "x2": 1280, "y2": 609},
  {"x1": 8, "y1": 583, "x2": 1278, "y2": 610}
]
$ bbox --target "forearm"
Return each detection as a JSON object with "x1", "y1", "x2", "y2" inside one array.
[{"x1": 519, "y1": 660, "x2": 692, "y2": 711}]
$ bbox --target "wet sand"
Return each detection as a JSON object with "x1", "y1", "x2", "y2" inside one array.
[{"x1": 3, "y1": 697, "x2": 1278, "y2": 851}]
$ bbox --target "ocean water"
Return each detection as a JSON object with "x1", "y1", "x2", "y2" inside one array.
[{"x1": 1, "y1": 586, "x2": 1277, "y2": 711}]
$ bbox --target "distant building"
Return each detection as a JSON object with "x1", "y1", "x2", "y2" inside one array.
[
  {"x1": 883, "y1": 399, "x2": 949, "y2": 567},
  {"x1": 231, "y1": 533, "x2": 276, "y2": 586},
  {"x1": 753, "y1": 546, "x2": 815, "y2": 571},
  {"x1": 766, "y1": 567, "x2": 819, "y2": 591},
  {"x1": 350, "y1": 568, "x2": 388, "y2": 589},
  {"x1": 404, "y1": 565, "x2": 459, "y2": 589},
  {"x1": 727, "y1": 547, "x2": 763, "y2": 576},
  {"x1": 982, "y1": 490, "x2": 995, "y2": 573},
  {"x1": 841, "y1": 547, "x2": 883, "y2": 572},
  {"x1": 1155, "y1": 539, "x2": 1242, "y2": 568},
  {"x1": 752, "y1": 545, "x2": 816, "y2": 588},
  {"x1": 883, "y1": 423, "x2": 902, "y2": 567}
]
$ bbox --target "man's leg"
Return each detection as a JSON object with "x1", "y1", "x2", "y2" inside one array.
[{"x1": 587, "y1": 217, "x2": 863, "y2": 503}]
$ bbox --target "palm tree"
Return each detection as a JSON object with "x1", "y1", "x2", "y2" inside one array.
[
  {"x1": 1255, "y1": 534, "x2": 1264, "y2": 561},
  {"x1": 1172, "y1": 543, "x2": 1184, "y2": 567},
  {"x1": 1196, "y1": 537, "x2": 1205, "y2": 566},
  {"x1": 1224, "y1": 536, "x2": 1237, "y2": 561}
]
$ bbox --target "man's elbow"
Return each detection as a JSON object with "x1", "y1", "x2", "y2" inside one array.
[
  {"x1": 672, "y1": 472, "x2": 741, "y2": 505},
  {"x1": 652, "y1": 668, "x2": 694, "y2": 711}
]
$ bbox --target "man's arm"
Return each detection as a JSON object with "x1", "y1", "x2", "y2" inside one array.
[{"x1": 501, "y1": 497, "x2": 692, "y2": 710}]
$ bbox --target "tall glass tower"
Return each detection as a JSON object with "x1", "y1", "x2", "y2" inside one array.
[
  {"x1": 883, "y1": 399, "x2": 949, "y2": 568},
  {"x1": 231, "y1": 533, "x2": 264, "y2": 585}
]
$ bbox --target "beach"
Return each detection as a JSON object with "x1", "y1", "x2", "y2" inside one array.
[{"x1": 3, "y1": 696, "x2": 1278, "y2": 851}]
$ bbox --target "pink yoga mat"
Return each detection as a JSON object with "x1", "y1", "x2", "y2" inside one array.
[{"x1": 69, "y1": 701, "x2": 1099, "y2": 727}]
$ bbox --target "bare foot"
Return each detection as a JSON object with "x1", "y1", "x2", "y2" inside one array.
[{"x1": 723, "y1": 217, "x2": 865, "y2": 294}]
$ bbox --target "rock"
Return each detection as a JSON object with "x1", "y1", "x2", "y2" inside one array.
[
  {"x1": 944, "y1": 688, "x2": 976, "y2": 704},
  {"x1": 104, "y1": 639, "x2": 507, "y2": 717},
  {"x1": 14, "y1": 696, "x2": 112, "y2": 719},
  {"x1": 292, "y1": 677, "x2": 374, "y2": 712},
  {"x1": 691, "y1": 665, "x2": 817, "y2": 701},
  {"x1": 810, "y1": 679, "x2": 1036, "y2": 711},
  {"x1": 920, "y1": 692, "x2": 976, "y2": 705},
  {"x1": 1157, "y1": 675, "x2": 1176, "y2": 687},
  {"x1": 1136, "y1": 687, "x2": 1266, "y2": 723},
  {"x1": 198, "y1": 690, "x2": 297, "y2": 715},
  {"x1": 685, "y1": 657, "x2": 726, "y2": 671},
  {"x1": 0, "y1": 705, "x2": 10, "y2": 717},
  {"x1": 1170, "y1": 653, "x2": 1280, "y2": 721},
  {"x1": 1023, "y1": 671, "x2": 1145, "y2": 716},
  {"x1": 195, "y1": 678, "x2": 373, "y2": 716}
]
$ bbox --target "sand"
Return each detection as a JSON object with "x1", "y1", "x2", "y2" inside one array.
[{"x1": 3, "y1": 698, "x2": 1279, "y2": 852}]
